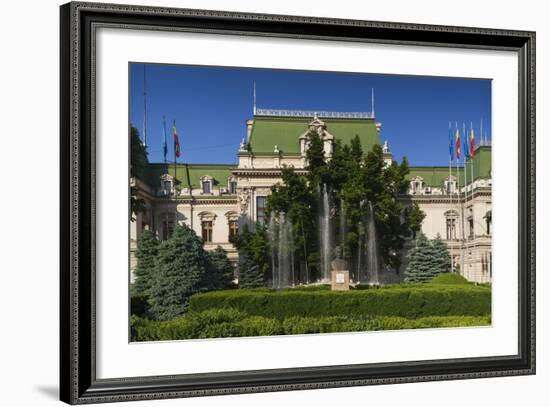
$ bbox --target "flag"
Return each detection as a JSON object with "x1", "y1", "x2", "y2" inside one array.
[
  {"x1": 448, "y1": 123, "x2": 454, "y2": 160},
  {"x1": 470, "y1": 127, "x2": 475, "y2": 159},
  {"x1": 162, "y1": 117, "x2": 168, "y2": 162},
  {"x1": 455, "y1": 126, "x2": 461, "y2": 160},
  {"x1": 173, "y1": 120, "x2": 181, "y2": 158},
  {"x1": 463, "y1": 122, "x2": 470, "y2": 160}
]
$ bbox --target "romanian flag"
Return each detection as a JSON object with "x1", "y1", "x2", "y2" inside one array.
[
  {"x1": 470, "y1": 127, "x2": 475, "y2": 159},
  {"x1": 173, "y1": 120, "x2": 181, "y2": 158},
  {"x1": 455, "y1": 126, "x2": 461, "y2": 160}
]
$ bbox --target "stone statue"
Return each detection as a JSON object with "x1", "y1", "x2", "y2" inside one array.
[{"x1": 239, "y1": 138, "x2": 247, "y2": 152}]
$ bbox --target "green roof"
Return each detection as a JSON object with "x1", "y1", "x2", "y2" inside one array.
[
  {"x1": 144, "y1": 163, "x2": 235, "y2": 188},
  {"x1": 248, "y1": 116, "x2": 380, "y2": 155},
  {"x1": 407, "y1": 146, "x2": 491, "y2": 187}
]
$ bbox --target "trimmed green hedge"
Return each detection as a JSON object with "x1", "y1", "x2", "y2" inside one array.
[
  {"x1": 430, "y1": 273, "x2": 470, "y2": 285},
  {"x1": 189, "y1": 285, "x2": 491, "y2": 320},
  {"x1": 131, "y1": 309, "x2": 491, "y2": 341},
  {"x1": 131, "y1": 308, "x2": 280, "y2": 341}
]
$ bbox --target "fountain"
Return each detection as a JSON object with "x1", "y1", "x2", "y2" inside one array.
[
  {"x1": 319, "y1": 184, "x2": 332, "y2": 282},
  {"x1": 365, "y1": 201, "x2": 381, "y2": 285},
  {"x1": 269, "y1": 212, "x2": 295, "y2": 289}
]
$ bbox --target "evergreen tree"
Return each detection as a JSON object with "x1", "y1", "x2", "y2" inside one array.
[
  {"x1": 206, "y1": 246, "x2": 236, "y2": 290},
  {"x1": 233, "y1": 224, "x2": 269, "y2": 288},
  {"x1": 148, "y1": 224, "x2": 209, "y2": 320},
  {"x1": 431, "y1": 234, "x2": 452, "y2": 275},
  {"x1": 133, "y1": 229, "x2": 159, "y2": 296},
  {"x1": 404, "y1": 233, "x2": 451, "y2": 282}
]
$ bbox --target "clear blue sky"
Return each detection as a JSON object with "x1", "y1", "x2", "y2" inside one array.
[{"x1": 129, "y1": 63, "x2": 491, "y2": 166}]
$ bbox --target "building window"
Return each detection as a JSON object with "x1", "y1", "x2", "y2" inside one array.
[
  {"x1": 201, "y1": 221, "x2": 213, "y2": 242},
  {"x1": 202, "y1": 181, "x2": 211, "y2": 194},
  {"x1": 163, "y1": 180, "x2": 172, "y2": 195},
  {"x1": 228, "y1": 220, "x2": 239, "y2": 240},
  {"x1": 444, "y1": 210, "x2": 458, "y2": 241},
  {"x1": 229, "y1": 180, "x2": 237, "y2": 194},
  {"x1": 446, "y1": 218, "x2": 456, "y2": 240},
  {"x1": 161, "y1": 213, "x2": 175, "y2": 240},
  {"x1": 256, "y1": 196, "x2": 266, "y2": 225},
  {"x1": 468, "y1": 218, "x2": 474, "y2": 239}
]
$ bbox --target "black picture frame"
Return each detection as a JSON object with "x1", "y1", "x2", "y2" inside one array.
[{"x1": 60, "y1": 2, "x2": 536, "y2": 404}]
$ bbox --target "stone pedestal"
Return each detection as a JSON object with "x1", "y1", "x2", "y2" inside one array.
[{"x1": 331, "y1": 270, "x2": 350, "y2": 291}]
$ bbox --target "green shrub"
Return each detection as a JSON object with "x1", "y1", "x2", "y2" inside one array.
[
  {"x1": 131, "y1": 308, "x2": 281, "y2": 341},
  {"x1": 430, "y1": 273, "x2": 470, "y2": 285},
  {"x1": 130, "y1": 292, "x2": 150, "y2": 318},
  {"x1": 131, "y1": 311, "x2": 491, "y2": 341},
  {"x1": 189, "y1": 285, "x2": 491, "y2": 320}
]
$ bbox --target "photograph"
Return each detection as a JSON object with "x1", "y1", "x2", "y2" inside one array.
[{"x1": 128, "y1": 63, "x2": 493, "y2": 342}]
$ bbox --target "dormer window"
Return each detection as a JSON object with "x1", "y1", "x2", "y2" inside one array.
[
  {"x1": 410, "y1": 176, "x2": 424, "y2": 195},
  {"x1": 444, "y1": 176, "x2": 457, "y2": 194},
  {"x1": 159, "y1": 173, "x2": 174, "y2": 197},
  {"x1": 200, "y1": 175, "x2": 214, "y2": 195},
  {"x1": 227, "y1": 176, "x2": 237, "y2": 194}
]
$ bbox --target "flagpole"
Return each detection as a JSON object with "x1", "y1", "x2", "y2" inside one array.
[
  {"x1": 143, "y1": 65, "x2": 147, "y2": 147},
  {"x1": 455, "y1": 122, "x2": 464, "y2": 277},
  {"x1": 173, "y1": 120, "x2": 178, "y2": 226},
  {"x1": 448, "y1": 121, "x2": 454, "y2": 274}
]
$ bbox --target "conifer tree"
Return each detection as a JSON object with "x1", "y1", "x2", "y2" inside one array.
[
  {"x1": 431, "y1": 233, "x2": 452, "y2": 275},
  {"x1": 148, "y1": 224, "x2": 209, "y2": 320},
  {"x1": 404, "y1": 233, "x2": 451, "y2": 282},
  {"x1": 206, "y1": 246, "x2": 236, "y2": 290},
  {"x1": 133, "y1": 229, "x2": 159, "y2": 296}
]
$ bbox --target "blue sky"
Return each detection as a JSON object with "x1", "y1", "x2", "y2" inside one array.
[{"x1": 129, "y1": 63, "x2": 491, "y2": 166}]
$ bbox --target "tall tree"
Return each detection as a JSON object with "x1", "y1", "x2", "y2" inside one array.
[
  {"x1": 133, "y1": 229, "x2": 159, "y2": 296},
  {"x1": 148, "y1": 224, "x2": 209, "y2": 320},
  {"x1": 205, "y1": 246, "x2": 236, "y2": 290},
  {"x1": 405, "y1": 202, "x2": 426, "y2": 239},
  {"x1": 233, "y1": 224, "x2": 269, "y2": 288}
]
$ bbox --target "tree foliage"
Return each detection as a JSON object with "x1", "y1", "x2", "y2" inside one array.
[
  {"x1": 206, "y1": 246, "x2": 236, "y2": 290},
  {"x1": 133, "y1": 229, "x2": 159, "y2": 297},
  {"x1": 404, "y1": 233, "x2": 451, "y2": 283},
  {"x1": 233, "y1": 224, "x2": 269, "y2": 288},
  {"x1": 148, "y1": 224, "x2": 209, "y2": 320}
]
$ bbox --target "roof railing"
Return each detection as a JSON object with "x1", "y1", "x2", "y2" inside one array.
[{"x1": 255, "y1": 108, "x2": 374, "y2": 119}]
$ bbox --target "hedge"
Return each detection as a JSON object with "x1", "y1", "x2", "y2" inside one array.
[
  {"x1": 189, "y1": 285, "x2": 491, "y2": 320},
  {"x1": 430, "y1": 273, "x2": 471, "y2": 285},
  {"x1": 131, "y1": 308, "x2": 281, "y2": 341},
  {"x1": 131, "y1": 309, "x2": 491, "y2": 341}
]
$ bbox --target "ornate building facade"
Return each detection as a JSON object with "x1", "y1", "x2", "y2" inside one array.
[{"x1": 130, "y1": 108, "x2": 492, "y2": 283}]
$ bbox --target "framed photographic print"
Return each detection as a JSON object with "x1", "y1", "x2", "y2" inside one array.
[{"x1": 60, "y1": 1, "x2": 535, "y2": 404}]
